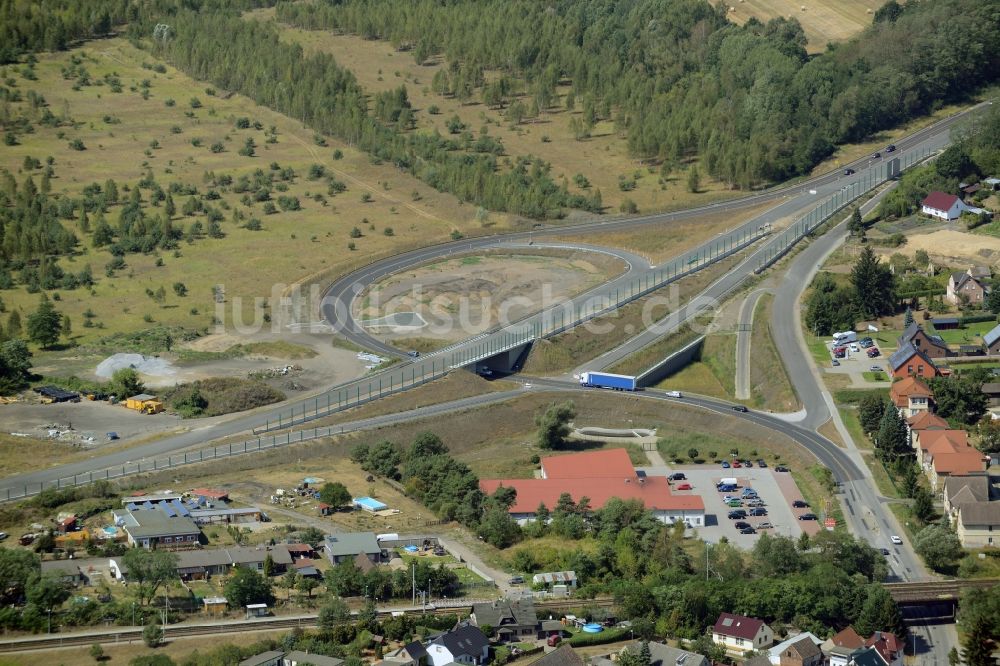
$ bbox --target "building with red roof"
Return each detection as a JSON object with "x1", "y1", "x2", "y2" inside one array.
[
  {"x1": 890, "y1": 376, "x2": 933, "y2": 418},
  {"x1": 480, "y1": 449, "x2": 704, "y2": 527},
  {"x1": 190, "y1": 488, "x2": 229, "y2": 502},
  {"x1": 865, "y1": 631, "x2": 903, "y2": 666},
  {"x1": 711, "y1": 612, "x2": 773, "y2": 656},
  {"x1": 921, "y1": 191, "x2": 969, "y2": 220}
]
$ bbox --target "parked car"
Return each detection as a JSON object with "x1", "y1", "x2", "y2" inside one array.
[
  {"x1": 867, "y1": 348, "x2": 881, "y2": 358},
  {"x1": 740, "y1": 526, "x2": 757, "y2": 534},
  {"x1": 723, "y1": 495, "x2": 740, "y2": 503},
  {"x1": 757, "y1": 459, "x2": 767, "y2": 468},
  {"x1": 733, "y1": 521, "x2": 751, "y2": 530},
  {"x1": 749, "y1": 508, "x2": 768, "y2": 517},
  {"x1": 890, "y1": 535, "x2": 903, "y2": 545},
  {"x1": 732, "y1": 461, "x2": 742, "y2": 469},
  {"x1": 0, "y1": 532, "x2": 7, "y2": 541},
  {"x1": 850, "y1": 343, "x2": 860, "y2": 352},
  {"x1": 676, "y1": 483, "x2": 692, "y2": 490},
  {"x1": 742, "y1": 460, "x2": 753, "y2": 467},
  {"x1": 792, "y1": 500, "x2": 810, "y2": 508},
  {"x1": 756, "y1": 522, "x2": 774, "y2": 530},
  {"x1": 508, "y1": 576, "x2": 524, "y2": 585},
  {"x1": 746, "y1": 499, "x2": 766, "y2": 507},
  {"x1": 721, "y1": 461, "x2": 730, "y2": 469},
  {"x1": 727, "y1": 499, "x2": 743, "y2": 508},
  {"x1": 728, "y1": 510, "x2": 747, "y2": 519},
  {"x1": 732, "y1": 405, "x2": 748, "y2": 413},
  {"x1": 668, "y1": 473, "x2": 687, "y2": 481},
  {"x1": 844, "y1": 168, "x2": 855, "y2": 175},
  {"x1": 717, "y1": 484, "x2": 737, "y2": 492},
  {"x1": 775, "y1": 465, "x2": 789, "y2": 472},
  {"x1": 832, "y1": 359, "x2": 840, "y2": 366},
  {"x1": 547, "y1": 635, "x2": 562, "y2": 647},
  {"x1": 869, "y1": 365, "x2": 883, "y2": 372},
  {"x1": 859, "y1": 338, "x2": 874, "y2": 348},
  {"x1": 741, "y1": 488, "x2": 757, "y2": 497},
  {"x1": 885, "y1": 144, "x2": 896, "y2": 153},
  {"x1": 799, "y1": 513, "x2": 818, "y2": 521}
]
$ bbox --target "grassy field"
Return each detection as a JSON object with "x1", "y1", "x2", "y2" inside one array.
[
  {"x1": 726, "y1": 0, "x2": 882, "y2": 53},
  {"x1": 249, "y1": 9, "x2": 744, "y2": 218},
  {"x1": 552, "y1": 199, "x2": 779, "y2": 264},
  {"x1": 0, "y1": 38, "x2": 492, "y2": 348},
  {"x1": 748, "y1": 294, "x2": 800, "y2": 411},
  {"x1": 522, "y1": 253, "x2": 744, "y2": 375},
  {"x1": 929, "y1": 320, "x2": 998, "y2": 345},
  {"x1": 654, "y1": 334, "x2": 735, "y2": 400},
  {"x1": 607, "y1": 325, "x2": 702, "y2": 377}
]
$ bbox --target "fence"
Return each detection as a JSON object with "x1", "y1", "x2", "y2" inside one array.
[
  {"x1": 754, "y1": 148, "x2": 932, "y2": 273},
  {"x1": 255, "y1": 221, "x2": 769, "y2": 433}
]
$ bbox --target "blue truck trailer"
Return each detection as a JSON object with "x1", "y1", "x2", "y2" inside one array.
[{"x1": 579, "y1": 372, "x2": 638, "y2": 391}]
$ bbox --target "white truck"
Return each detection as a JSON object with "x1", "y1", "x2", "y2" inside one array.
[{"x1": 833, "y1": 330, "x2": 858, "y2": 344}]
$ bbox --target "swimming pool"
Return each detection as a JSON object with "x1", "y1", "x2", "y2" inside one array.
[
  {"x1": 582, "y1": 624, "x2": 604, "y2": 633},
  {"x1": 354, "y1": 496, "x2": 388, "y2": 512}
]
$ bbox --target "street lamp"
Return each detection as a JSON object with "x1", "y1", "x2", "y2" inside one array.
[
  {"x1": 132, "y1": 602, "x2": 136, "y2": 627},
  {"x1": 47, "y1": 608, "x2": 51, "y2": 634}
]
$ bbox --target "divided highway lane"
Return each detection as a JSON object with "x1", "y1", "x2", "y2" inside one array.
[{"x1": 0, "y1": 102, "x2": 987, "y2": 499}]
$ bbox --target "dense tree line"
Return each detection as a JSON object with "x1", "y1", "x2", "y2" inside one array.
[
  {"x1": 0, "y1": 0, "x2": 128, "y2": 64},
  {"x1": 276, "y1": 0, "x2": 999, "y2": 187},
  {"x1": 134, "y1": 10, "x2": 598, "y2": 219},
  {"x1": 805, "y1": 247, "x2": 896, "y2": 335}
]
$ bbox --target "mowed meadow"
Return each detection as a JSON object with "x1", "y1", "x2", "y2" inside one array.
[
  {"x1": 249, "y1": 7, "x2": 741, "y2": 216},
  {"x1": 0, "y1": 38, "x2": 494, "y2": 345}
]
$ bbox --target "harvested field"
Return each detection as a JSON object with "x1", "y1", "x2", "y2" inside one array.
[{"x1": 726, "y1": 0, "x2": 882, "y2": 53}]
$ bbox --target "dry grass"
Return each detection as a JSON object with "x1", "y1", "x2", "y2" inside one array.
[
  {"x1": 555, "y1": 199, "x2": 778, "y2": 263},
  {"x1": 725, "y1": 0, "x2": 883, "y2": 53},
  {"x1": 748, "y1": 294, "x2": 800, "y2": 411},
  {"x1": 1, "y1": 39, "x2": 492, "y2": 346},
  {"x1": 608, "y1": 325, "x2": 702, "y2": 377},
  {"x1": 0, "y1": 432, "x2": 86, "y2": 477},
  {"x1": 249, "y1": 10, "x2": 745, "y2": 216},
  {"x1": 522, "y1": 252, "x2": 745, "y2": 375}
]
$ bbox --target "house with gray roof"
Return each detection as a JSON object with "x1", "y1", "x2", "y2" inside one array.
[
  {"x1": 532, "y1": 646, "x2": 585, "y2": 666},
  {"x1": 426, "y1": 625, "x2": 490, "y2": 666},
  {"x1": 984, "y1": 323, "x2": 1000, "y2": 355},
  {"x1": 40, "y1": 559, "x2": 85, "y2": 585},
  {"x1": 469, "y1": 599, "x2": 538, "y2": 642},
  {"x1": 324, "y1": 532, "x2": 383, "y2": 565},
  {"x1": 112, "y1": 505, "x2": 200, "y2": 549},
  {"x1": 848, "y1": 647, "x2": 889, "y2": 666},
  {"x1": 897, "y1": 323, "x2": 950, "y2": 359},
  {"x1": 591, "y1": 642, "x2": 708, "y2": 666},
  {"x1": 175, "y1": 545, "x2": 293, "y2": 579},
  {"x1": 239, "y1": 651, "x2": 344, "y2": 666}
]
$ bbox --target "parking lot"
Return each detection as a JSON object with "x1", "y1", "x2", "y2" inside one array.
[
  {"x1": 821, "y1": 336, "x2": 889, "y2": 388},
  {"x1": 657, "y1": 465, "x2": 822, "y2": 545}
]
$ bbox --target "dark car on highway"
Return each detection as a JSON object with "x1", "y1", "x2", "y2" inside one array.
[
  {"x1": 844, "y1": 168, "x2": 855, "y2": 175},
  {"x1": 732, "y1": 405, "x2": 748, "y2": 413},
  {"x1": 885, "y1": 144, "x2": 896, "y2": 153},
  {"x1": 872, "y1": 151, "x2": 881, "y2": 159}
]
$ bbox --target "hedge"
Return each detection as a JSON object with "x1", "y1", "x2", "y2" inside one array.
[{"x1": 959, "y1": 313, "x2": 998, "y2": 325}]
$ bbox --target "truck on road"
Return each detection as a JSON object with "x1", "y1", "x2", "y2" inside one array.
[{"x1": 579, "y1": 372, "x2": 638, "y2": 391}]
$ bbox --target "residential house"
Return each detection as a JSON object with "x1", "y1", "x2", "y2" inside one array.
[
  {"x1": 897, "y1": 323, "x2": 950, "y2": 360},
  {"x1": 112, "y1": 504, "x2": 201, "y2": 549},
  {"x1": 40, "y1": 559, "x2": 84, "y2": 585},
  {"x1": 591, "y1": 642, "x2": 708, "y2": 666},
  {"x1": 848, "y1": 647, "x2": 890, "y2": 666},
  {"x1": 944, "y1": 476, "x2": 992, "y2": 516},
  {"x1": 955, "y1": 502, "x2": 1000, "y2": 548},
  {"x1": 323, "y1": 532, "x2": 383, "y2": 565},
  {"x1": 823, "y1": 627, "x2": 866, "y2": 666},
  {"x1": 532, "y1": 645, "x2": 586, "y2": 666},
  {"x1": 239, "y1": 652, "x2": 344, "y2": 666},
  {"x1": 914, "y1": 429, "x2": 988, "y2": 489},
  {"x1": 906, "y1": 411, "x2": 949, "y2": 448},
  {"x1": 947, "y1": 268, "x2": 990, "y2": 306},
  {"x1": 982, "y1": 382, "x2": 1000, "y2": 407},
  {"x1": 711, "y1": 612, "x2": 773, "y2": 655},
  {"x1": 889, "y1": 376, "x2": 934, "y2": 418},
  {"x1": 425, "y1": 625, "x2": 490, "y2": 666},
  {"x1": 531, "y1": 571, "x2": 577, "y2": 592},
  {"x1": 768, "y1": 633, "x2": 823, "y2": 666},
  {"x1": 481, "y1": 449, "x2": 705, "y2": 527},
  {"x1": 985, "y1": 323, "x2": 1000, "y2": 356},
  {"x1": 888, "y1": 342, "x2": 939, "y2": 379},
  {"x1": 921, "y1": 191, "x2": 970, "y2": 221},
  {"x1": 379, "y1": 641, "x2": 428, "y2": 666},
  {"x1": 469, "y1": 599, "x2": 539, "y2": 642},
  {"x1": 865, "y1": 631, "x2": 903, "y2": 666}
]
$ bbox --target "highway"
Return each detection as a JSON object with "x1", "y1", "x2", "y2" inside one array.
[{"x1": 0, "y1": 101, "x2": 987, "y2": 501}]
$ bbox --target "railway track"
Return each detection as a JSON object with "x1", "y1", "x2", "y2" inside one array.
[
  {"x1": 0, "y1": 598, "x2": 616, "y2": 653},
  {"x1": 884, "y1": 579, "x2": 998, "y2": 603}
]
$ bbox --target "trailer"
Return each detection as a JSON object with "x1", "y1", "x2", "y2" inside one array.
[
  {"x1": 579, "y1": 372, "x2": 638, "y2": 391},
  {"x1": 832, "y1": 331, "x2": 857, "y2": 344}
]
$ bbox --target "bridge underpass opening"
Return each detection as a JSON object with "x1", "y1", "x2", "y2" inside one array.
[{"x1": 461, "y1": 341, "x2": 534, "y2": 375}]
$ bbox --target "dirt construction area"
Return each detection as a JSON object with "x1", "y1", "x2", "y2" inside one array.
[
  {"x1": 878, "y1": 228, "x2": 1000, "y2": 267},
  {"x1": 356, "y1": 250, "x2": 625, "y2": 343}
]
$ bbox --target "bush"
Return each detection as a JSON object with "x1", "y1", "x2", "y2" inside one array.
[
  {"x1": 568, "y1": 627, "x2": 628, "y2": 647},
  {"x1": 959, "y1": 313, "x2": 998, "y2": 325},
  {"x1": 143, "y1": 623, "x2": 163, "y2": 648}
]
